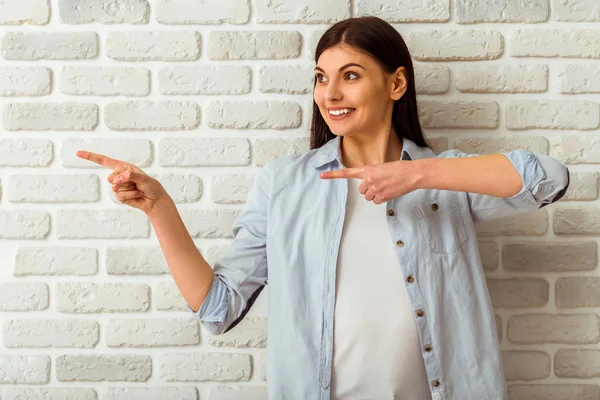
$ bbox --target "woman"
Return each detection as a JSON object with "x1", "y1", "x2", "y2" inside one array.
[{"x1": 78, "y1": 16, "x2": 570, "y2": 400}]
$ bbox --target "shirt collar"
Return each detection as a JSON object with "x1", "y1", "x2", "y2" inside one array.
[{"x1": 308, "y1": 134, "x2": 423, "y2": 169}]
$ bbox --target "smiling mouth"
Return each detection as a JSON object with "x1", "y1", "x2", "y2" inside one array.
[{"x1": 328, "y1": 108, "x2": 356, "y2": 116}]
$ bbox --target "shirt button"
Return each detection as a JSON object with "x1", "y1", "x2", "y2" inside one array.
[
  {"x1": 431, "y1": 203, "x2": 439, "y2": 211},
  {"x1": 425, "y1": 344, "x2": 432, "y2": 352},
  {"x1": 396, "y1": 240, "x2": 404, "y2": 247},
  {"x1": 416, "y1": 309, "x2": 424, "y2": 317},
  {"x1": 407, "y1": 276, "x2": 414, "y2": 283},
  {"x1": 432, "y1": 380, "x2": 440, "y2": 387},
  {"x1": 387, "y1": 209, "x2": 395, "y2": 216}
]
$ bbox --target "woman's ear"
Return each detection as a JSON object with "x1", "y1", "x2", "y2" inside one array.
[{"x1": 390, "y1": 66, "x2": 407, "y2": 101}]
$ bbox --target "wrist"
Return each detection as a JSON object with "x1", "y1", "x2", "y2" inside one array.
[
  {"x1": 148, "y1": 193, "x2": 175, "y2": 220},
  {"x1": 411, "y1": 158, "x2": 433, "y2": 190}
]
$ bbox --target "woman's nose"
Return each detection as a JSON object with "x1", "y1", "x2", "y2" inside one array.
[{"x1": 324, "y1": 80, "x2": 342, "y2": 102}]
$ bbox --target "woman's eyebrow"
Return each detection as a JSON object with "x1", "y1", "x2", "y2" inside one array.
[{"x1": 314, "y1": 63, "x2": 366, "y2": 73}]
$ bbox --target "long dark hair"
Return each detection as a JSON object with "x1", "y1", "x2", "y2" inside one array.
[{"x1": 310, "y1": 16, "x2": 431, "y2": 151}]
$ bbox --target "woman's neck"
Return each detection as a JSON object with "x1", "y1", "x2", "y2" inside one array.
[{"x1": 340, "y1": 130, "x2": 403, "y2": 168}]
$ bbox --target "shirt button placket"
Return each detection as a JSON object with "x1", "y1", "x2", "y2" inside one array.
[
  {"x1": 387, "y1": 209, "x2": 403, "y2": 248},
  {"x1": 390, "y1": 205, "x2": 441, "y2": 390},
  {"x1": 389, "y1": 205, "x2": 441, "y2": 394}
]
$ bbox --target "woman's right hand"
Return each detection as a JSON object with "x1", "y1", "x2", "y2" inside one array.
[{"x1": 76, "y1": 150, "x2": 170, "y2": 216}]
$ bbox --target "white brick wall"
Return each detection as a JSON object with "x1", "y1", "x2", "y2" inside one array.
[{"x1": 0, "y1": 0, "x2": 598, "y2": 398}]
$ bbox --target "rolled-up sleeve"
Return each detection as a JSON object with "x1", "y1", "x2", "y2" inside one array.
[
  {"x1": 502, "y1": 150, "x2": 570, "y2": 208},
  {"x1": 185, "y1": 160, "x2": 272, "y2": 335},
  {"x1": 445, "y1": 149, "x2": 570, "y2": 223},
  {"x1": 185, "y1": 274, "x2": 228, "y2": 324}
]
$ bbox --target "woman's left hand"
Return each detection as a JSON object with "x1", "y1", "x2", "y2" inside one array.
[{"x1": 320, "y1": 160, "x2": 419, "y2": 205}]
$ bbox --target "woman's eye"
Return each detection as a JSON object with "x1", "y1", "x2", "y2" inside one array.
[{"x1": 314, "y1": 72, "x2": 356, "y2": 83}]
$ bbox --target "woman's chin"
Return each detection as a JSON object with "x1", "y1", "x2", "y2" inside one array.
[
  {"x1": 328, "y1": 122, "x2": 356, "y2": 136},
  {"x1": 330, "y1": 128, "x2": 358, "y2": 137}
]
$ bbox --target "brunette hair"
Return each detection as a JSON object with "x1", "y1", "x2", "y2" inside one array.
[{"x1": 310, "y1": 16, "x2": 431, "y2": 151}]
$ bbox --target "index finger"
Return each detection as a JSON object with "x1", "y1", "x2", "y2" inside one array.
[
  {"x1": 76, "y1": 150, "x2": 125, "y2": 170},
  {"x1": 320, "y1": 167, "x2": 363, "y2": 180}
]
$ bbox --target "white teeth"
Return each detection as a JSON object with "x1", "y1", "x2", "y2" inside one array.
[{"x1": 329, "y1": 108, "x2": 354, "y2": 116}]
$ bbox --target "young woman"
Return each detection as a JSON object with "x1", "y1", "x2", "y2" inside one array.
[{"x1": 78, "y1": 16, "x2": 570, "y2": 400}]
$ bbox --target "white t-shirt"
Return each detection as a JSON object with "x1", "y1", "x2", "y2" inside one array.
[{"x1": 331, "y1": 177, "x2": 432, "y2": 400}]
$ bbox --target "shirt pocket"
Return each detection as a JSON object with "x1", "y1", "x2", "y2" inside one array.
[{"x1": 413, "y1": 193, "x2": 468, "y2": 255}]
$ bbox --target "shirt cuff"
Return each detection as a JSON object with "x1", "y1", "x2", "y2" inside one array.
[
  {"x1": 185, "y1": 274, "x2": 229, "y2": 327},
  {"x1": 501, "y1": 150, "x2": 546, "y2": 204}
]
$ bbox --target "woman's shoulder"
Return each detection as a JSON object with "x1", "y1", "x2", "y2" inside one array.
[
  {"x1": 264, "y1": 145, "x2": 320, "y2": 175},
  {"x1": 259, "y1": 147, "x2": 323, "y2": 198}
]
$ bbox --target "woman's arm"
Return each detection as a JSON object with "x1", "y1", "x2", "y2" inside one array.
[
  {"x1": 414, "y1": 153, "x2": 525, "y2": 197},
  {"x1": 415, "y1": 149, "x2": 570, "y2": 223},
  {"x1": 149, "y1": 196, "x2": 214, "y2": 313},
  {"x1": 76, "y1": 150, "x2": 215, "y2": 313},
  {"x1": 321, "y1": 148, "x2": 569, "y2": 221},
  {"x1": 76, "y1": 149, "x2": 270, "y2": 335}
]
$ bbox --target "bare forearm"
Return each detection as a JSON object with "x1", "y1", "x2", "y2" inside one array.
[
  {"x1": 414, "y1": 154, "x2": 523, "y2": 198},
  {"x1": 148, "y1": 196, "x2": 214, "y2": 312}
]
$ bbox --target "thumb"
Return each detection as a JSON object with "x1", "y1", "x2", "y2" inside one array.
[{"x1": 114, "y1": 170, "x2": 147, "y2": 185}]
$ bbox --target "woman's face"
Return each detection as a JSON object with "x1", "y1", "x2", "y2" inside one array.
[{"x1": 313, "y1": 44, "x2": 401, "y2": 137}]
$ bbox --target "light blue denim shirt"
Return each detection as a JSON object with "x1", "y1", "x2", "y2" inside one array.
[{"x1": 187, "y1": 135, "x2": 570, "y2": 400}]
